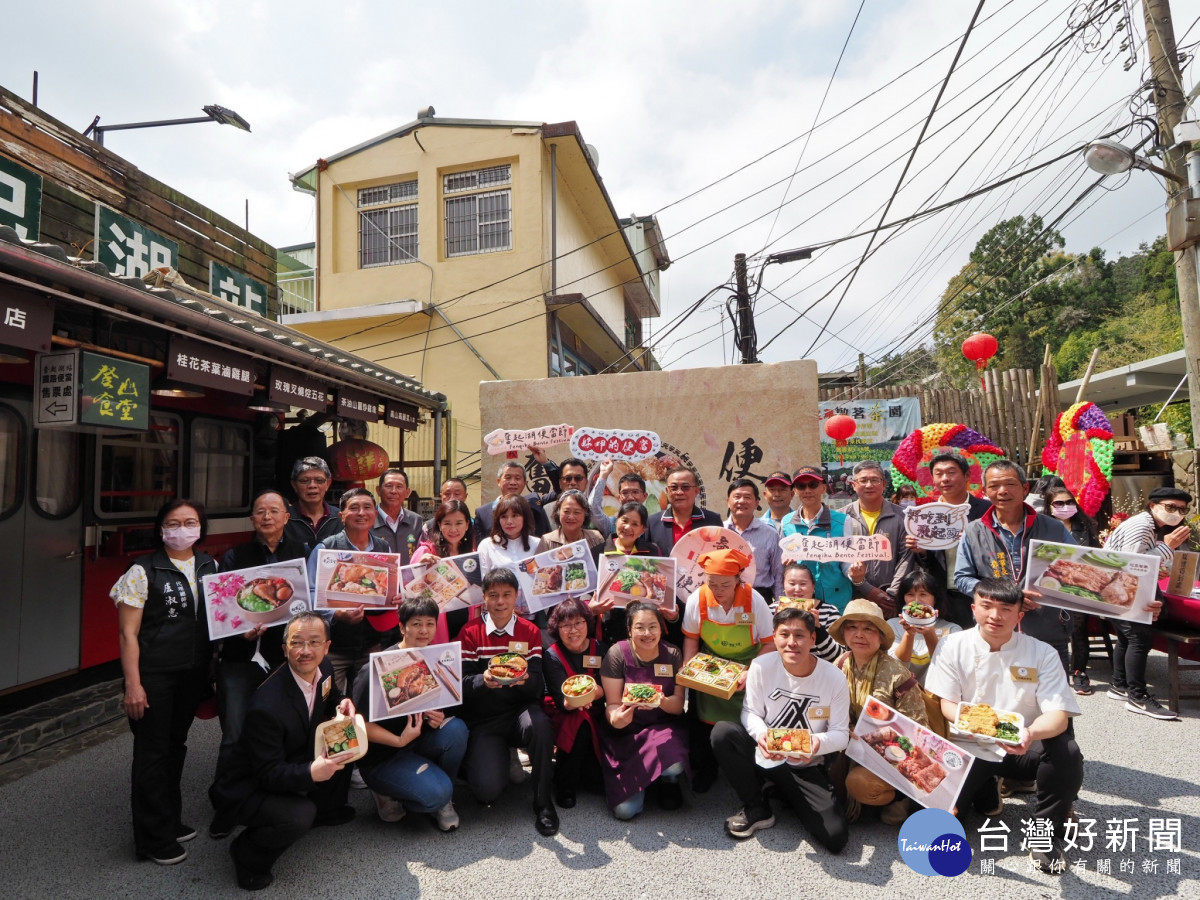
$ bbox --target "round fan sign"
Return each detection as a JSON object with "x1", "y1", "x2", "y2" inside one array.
[{"x1": 669, "y1": 526, "x2": 757, "y2": 603}]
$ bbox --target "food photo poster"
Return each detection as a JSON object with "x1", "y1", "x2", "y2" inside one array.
[
  {"x1": 514, "y1": 540, "x2": 598, "y2": 614},
  {"x1": 367, "y1": 642, "x2": 463, "y2": 722},
  {"x1": 846, "y1": 698, "x2": 975, "y2": 813},
  {"x1": 594, "y1": 554, "x2": 677, "y2": 611},
  {"x1": 1025, "y1": 540, "x2": 1159, "y2": 624},
  {"x1": 398, "y1": 552, "x2": 484, "y2": 613},
  {"x1": 202, "y1": 560, "x2": 310, "y2": 640},
  {"x1": 313, "y1": 550, "x2": 402, "y2": 610}
]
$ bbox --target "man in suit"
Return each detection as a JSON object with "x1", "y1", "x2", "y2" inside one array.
[
  {"x1": 210, "y1": 613, "x2": 356, "y2": 891},
  {"x1": 475, "y1": 458, "x2": 555, "y2": 540},
  {"x1": 646, "y1": 467, "x2": 723, "y2": 553}
]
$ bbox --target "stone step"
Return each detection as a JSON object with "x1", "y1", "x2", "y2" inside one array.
[{"x1": 0, "y1": 679, "x2": 124, "y2": 768}]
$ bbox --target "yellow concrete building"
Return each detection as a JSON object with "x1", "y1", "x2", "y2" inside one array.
[{"x1": 286, "y1": 112, "x2": 669, "y2": 502}]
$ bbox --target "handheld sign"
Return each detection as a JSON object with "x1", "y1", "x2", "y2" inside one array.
[
  {"x1": 570, "y1": 427, "x2": 661, "y2": 462},
  {"x1": 483, "y1": 424, "x2": 572, "y2": 456},
  {"x1": 779, "y1": 533, "x2": 892, "y2": 564},
  {"x1": 671, "y1": 526, "x2": 758, "y2": 599},
  {"x1": 1025, "y1": 540, "x2": 1158, "y2": 624},
  {"x1": 903, "y1": 501, "x2": 970, "y2": 550},
  {"x1": 202, "y1": 560, "x2": 310, "y2": 640}
]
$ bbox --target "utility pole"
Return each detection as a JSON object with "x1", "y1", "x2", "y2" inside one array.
[
  {"x1": 734, "y1": 252, "x2": 756, "y2": 363},
  {"x1": 1144, "y1": 0, "x2": 1200, "y2": 448}
]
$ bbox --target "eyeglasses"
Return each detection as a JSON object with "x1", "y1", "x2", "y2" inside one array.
[
  {"x1": 163, "y1": 520, "x2": 201, "y2": 529},
  {"x1": 286, "y1": 640, "x2": 325, "y2": 650},
  {"x1": 855, "y1": 478, "x2": 884, "y2": 486},
  {"x1": 1159, "y1": 503, "x2": 1189, "y2": 514},
  {"x1": 560, "y1": 619, "x2": 588, "y2": 630},
  {"x1": 560, "y1": 474, "x2": 587, "y2": 484},
  {"x1": 794, "y1": 482, "x2": 822, "y2": 490},
  {"x1": 296, "y1": 477, "x2": 328, "y2": 486},
  {"x1": 667, "y1": 483, "x2": 697, "y2": 492},
  {"x1": 1050, "y1": 500, "x2": 1076, "y2": 508}
]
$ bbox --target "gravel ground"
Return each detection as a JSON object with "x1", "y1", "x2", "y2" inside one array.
[{"x1": 2, "y1": 651, "x2": 1197, "y2": 899}]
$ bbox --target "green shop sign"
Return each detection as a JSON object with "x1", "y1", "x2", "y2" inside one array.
[
  {"x1": 80, "y1": 351, "x2": 149, "y2": 430},
  {"x1": 0, "y1": 156, "x2": 42, "y2": 241}
]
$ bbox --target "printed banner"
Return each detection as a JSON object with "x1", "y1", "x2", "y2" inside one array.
[
  {"x1": 594, "y1": 554, "x2": 677, "y2": 610},
  {"x1": 570, "y1": 427, "x2": 661, "y2": 462},
  {"x1": 670, "y1": 526, "x2": 758, "y2": 600},
  {"x1": 818, "y1": 398, "x2": 921, "y2": 473},
  {"x1": 202, "y1": 560, "x2": 310, "y2": 640},
  {"x1": 398, "y1": 552, "x2": 484, "y2": 613},
  {"x1": 513, "y1": 540, "x2": 598, "y2": 614},
  {"x1": 313, "y1": 549, "x2": 402, "y2": 609},
  {"x1": 779, "y1": 533, "x2": 893, "y2": 564},
  {"x1": 1025, "y1": 540, "x2": 1158, "y2": 624},
  {"x1": 904, "y1": 501, "x2": 971, "y2": 551},
  {"x1": 483, "y1": 424, "x2": 573, "y2": 456},
  {"x1": 367, "y1": 642, "x2": 463, "y2": 721},
  {"x1": 846, "y1": 698, "x2": 974, "y2": 812}
]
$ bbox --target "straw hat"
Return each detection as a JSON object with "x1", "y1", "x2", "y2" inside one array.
[{"x1": 828, "y1": 598, "x2": 894, "y2": 650}]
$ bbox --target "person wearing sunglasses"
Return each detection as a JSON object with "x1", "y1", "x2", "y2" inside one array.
[
  {"x1": 781, "y1": 466, "x2": 859, "y2": 613},
  {"x1": 1101, "y1": 486, "x2": 1189, "y2": 720}
]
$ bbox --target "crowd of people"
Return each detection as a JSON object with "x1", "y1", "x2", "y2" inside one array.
[{"x1": 111, "y1": 446, "x2": 1189, "y2": 888}]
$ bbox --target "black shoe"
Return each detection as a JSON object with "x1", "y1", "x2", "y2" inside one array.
[
  {"x1": 534, "y1": 804, "x2": 560, "y2": 837},
  {"x1": 1125, "y1": 693, "x2": 1178, "y2": 720},
  {"x1": 140, "y1": 842, "x2": 187, "y2": 865},
  {"x1": 313, "y1": 805, "x2": 356, "y2": 827},
  {"x1": 1106, "y1": 685, "x2": 1128, "y2": 701},
  {"x1": 659, "y1": 780, "x2": 683, "y2": 811},
  {"x1": 691, "y1": 768, "x2": 717, "y2": 794},
  {"x1": 176, "y1": 824, "x2": 197, "y2": 843},
  {"x1": 1030, "y1": 846, "x2": 1066, "y2": 875},
  {"x1": 553, "y1": 786, "x2": 577, "y2": 809},
  {"x1": 209, "y1": 812, "x2": 236, "y2": 840},
  {"x1": 230, "y1": 839, "x2": 273, "y2": 891},
  {"x1": 972, "y1": 776, "x2": 1003, "y2": 817}
]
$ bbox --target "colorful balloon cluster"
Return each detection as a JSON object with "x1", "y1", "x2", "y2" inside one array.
[
  {"x1": 1041, "y1": 401, "x2": 1114, "y2": 518},
  {"x1": 890, "y1": 423, "x2": 1006, "y2": 499}
]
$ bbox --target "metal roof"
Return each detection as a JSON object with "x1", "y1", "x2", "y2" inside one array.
[{"x1": 1058, "y1": 350, "x2": 1188, "y2": 412}]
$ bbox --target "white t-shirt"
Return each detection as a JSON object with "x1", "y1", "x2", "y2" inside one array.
[
  {"x1": 925, "y1": 627, "x2": 1081, "y2": 760},
  {"x1": 681, "y1": 587, "x2": 775, "y2": 643},
  {"x1": 741, "y1": 652, "x2": 850, "y2": 769},
  {"x1": 887, "y1": 617, "x2": 962, "y2": 683}
]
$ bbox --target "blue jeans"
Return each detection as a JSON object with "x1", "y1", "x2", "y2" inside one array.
[
  {"x1": 612, "y1": 762, "x2": 685, "y2": 821},
  {"x1": 362, "y1": 717, "x2": 468, "y2": 814}
]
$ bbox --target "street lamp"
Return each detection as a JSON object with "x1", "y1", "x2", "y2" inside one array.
[
  {"x1": 82, "y1": 104, "x2": 251, "y2": 146},
  {"x1": 1083, "y1": 138, "x2": 1185, "y2": 183}
]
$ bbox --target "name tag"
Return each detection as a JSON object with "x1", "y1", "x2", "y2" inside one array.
[
  {"x1": 583, "y1": 655, "x2": 602, "y2": 669},
  {"x1": 508, "y1": 640, "x2": 530, "y2": 654},
  {"x1": 654, "y1": 664, "x2": 674, "y2": 677},
  {"x1": 1010, "y1": 666, "x2": 1039, "y2": 683},
  {"x1": 808, "y1": 705, "x2": 830, "y2": 720},
  {"x1": 321, "y1": 676, "x2": 331, "y2": 699},
  {"x1": 736, "y1": 611, "x2": 754, "y2": 626}
]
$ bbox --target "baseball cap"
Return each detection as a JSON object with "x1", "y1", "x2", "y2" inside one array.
[
  {"x1": 765, "y1": 471, "x2": 792, "y2": 487},
  {"x1": 791, "y1": 466, "x2": 824, "y2": 485}
]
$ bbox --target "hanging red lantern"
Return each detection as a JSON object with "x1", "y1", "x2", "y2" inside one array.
[
  {"x1": 824, "y1": 413, "x2": 857, "y2": 466},
  {"x1": 328, "y1": 439, "x2": 390, "y2": 483},
  {"x1": 962, "y1": 331, "x2": 998, "y2": 389}
]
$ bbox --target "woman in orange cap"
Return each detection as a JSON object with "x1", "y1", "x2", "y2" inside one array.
[{"x1": 681, "y1": 547, "x2": 777, "y2": 792}]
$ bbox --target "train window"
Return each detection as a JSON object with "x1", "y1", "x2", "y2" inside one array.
[
  {"x1": 0, "y1": 405, "x2": 22, "y2": 519},
  {"x1": 33, "y1": 428, "x2": 79, "y2": 517},
  {"x1": 95, "y1": 414, "x2": 181, "y2": 517},
  {"x1": 190, "y1": 418, "x2": 251, "y2": 513}
]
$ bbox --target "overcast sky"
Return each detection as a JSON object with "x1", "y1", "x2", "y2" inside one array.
[{"x1": 4, "y1": 1, "x2": 1196, "y2": 381}]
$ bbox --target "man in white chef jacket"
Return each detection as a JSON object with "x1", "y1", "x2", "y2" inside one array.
[{"x1": 926, "y1": 577, "x2": 1082, "y2": 875}]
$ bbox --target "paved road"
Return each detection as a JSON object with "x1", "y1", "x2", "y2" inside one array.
[{"x1": 2, "y1": 651, "x2": 1198, "y2": 899}]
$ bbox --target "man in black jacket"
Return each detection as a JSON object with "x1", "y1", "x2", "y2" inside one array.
[
  {"x1": 646, "y1": 467, "x2": 722, "y2": 553},
  {"x1": 475, "y1": 458, "x2": 555, "y2": 540},
  {"x1": 210, "y1": 613, "x2": 356, "y2": 891}
]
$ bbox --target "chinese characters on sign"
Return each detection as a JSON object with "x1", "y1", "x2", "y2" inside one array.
[
  {"x1": 569, "y1": 427, "x2": 660, "y2": 462},
  {"x1": 974, "y1": 815, "x2": 1182, "y2": 878},
  {"x1": 94, "y1": 205, "x2": 178, "y2": 278},
  {"x1": 719, "y1": 436, "x2": 766, "y2": 483},
  {"x1": 817, "y1": 398, "x2": 921, "y2": 471},
  {"x1": 34, "y1": 351, "x2": 78, "y2": 427},
  {"x1": 0, "y1": 285, "x2": 54, "y2": 352},
  {"x1": 779, "y1": 533, "x2": 893, "y2": 564},
  {"x1": 385, "y1": 401, "x2": 419, "y2": 431},
  {"x1": 79, "y1": 351, "x2": 149, "y2": 431},
  {"x1": 0, "y1": 156, "x2": 42, "y2": 240},
  {"x1": 165, "y1": 335, "x2": 256, "y2": 396},
  {"x1": 267, "y1": 366, "x2": 328, "y2": 413},
  {"x1": 483, "y1": 424, "x2": 573, "y2": 457},
  {"x1": 335, "y1": 388, "x2": 380, "y2": 422},
  {"x1": 209, "y1": 261, "x2": 267, "y2": 316},
  {"x1": 903, "y1": 501, "x2": 971, "y2": 550}
]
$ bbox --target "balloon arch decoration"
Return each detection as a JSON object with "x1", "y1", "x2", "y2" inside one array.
[{"x1": 889, "y1": 423, "x2": 1006, "y2": 500}]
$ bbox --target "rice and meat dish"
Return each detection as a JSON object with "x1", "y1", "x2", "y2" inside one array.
[
  {"x1": 236, "y1": 577, "x2": 295, "y2": 612},
  {"x1": 621, "y1": 683, "x2": 663, "y2": 706},
  {"x1": 321, "y1": 719, "x2": 360, "y2": 755},
  {"x1": 532, "y1": 565, "x2": 564, "y2": 595},
  {"x1": 382, "y1": 661, "x2": 437, "y2": 707},
  {"x1": 489, "y1": 653, "x2": 528, "y2": 681},
  {"x1": 327, "y1": 563, "x2": 387, "y2": 597},
  {"x1": 862, "y1": 727, "x2": 947, "y2": 792},
  {"x1": 1043, "y1": 559, "x2": 1138, "y2": 608},
  {"x1": 956, "y1": 703, "x2": 1000, "y2": 736},
  {"x1": 776, "y1": 597, "x2": 818, "y2": 612},
  {"x1": 766, "y1": 728, "x2": 812, "y2": 754},
  {"x1": 562, "y1": 674, "x2": 596, "y2": 697}
]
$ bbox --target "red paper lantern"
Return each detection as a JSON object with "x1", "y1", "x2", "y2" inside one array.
[
  {"x1": 328, "y1": 439, "x2": 390, "y2": 483},
  {"x1": 962, "y1": 331, "x2": 998, "y2": 388},
  {"x1": 824, "y1": 414, "x2": 857, "y2": 465}
]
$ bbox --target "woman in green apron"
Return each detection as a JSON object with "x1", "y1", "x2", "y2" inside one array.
[{"x1": 681, "y1": 548, "x2": 777, "y2": 792}]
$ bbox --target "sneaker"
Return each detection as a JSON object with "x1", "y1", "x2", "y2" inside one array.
[
  {"x1": 1106, "y1": 686, "x2": 1128, "y2": 701},
  {"x1": 1071, "y1": 671, "x2": 1093, "y2": 696},
  {"x1": 998, "y1": 778, "x2": 1036, "y2": 797},
  {"x1": 433, "y1": 801, "x2": 460, "y2": 832},
  {"x1": 141, "y1": 842, "x2": 187, "y2": 865},
  {"x1": 176, "y1": 824, "x2": 197, "y2": 843},
  {"x1": 509, "y1": 748, "x2": 530, "y2": 785},
  {"x1": 373, "y1": 791, "x2": 406, "y2": 823},
  {"x1": 1030, "y1": 846, "x2": 1066, "y2": 874},
  {"x1": 350, "y1": 768, "x2": 368, "y2": 790},
  {"x1": 725, "y1": 806, "x2": 775, "y2": 839},
  {"x1": 880, "y1": 798, "x2": 910, "y2": 826},
  {"x1": 1125, "y1": 694, "x2": 1178, "y2": 721}
]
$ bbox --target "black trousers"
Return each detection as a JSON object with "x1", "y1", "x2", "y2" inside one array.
[
  {"x1": 214, "y1": 659, "x2": 268, "y2": 779},
  {"x1": 464, "y1": 705, "x2": 554, "y2": 808},
  {"x1": 958, "y1": 728, "x2": 1083, "y2": 838},
  {"x1": 554, "y1": 719, "x2": 601, "y2": 792},
  {"x1": 1112, "y1": 619, "x2": 1155, "y2": 697},
  {"x1": 231, "y1": 769, "x2": 350, "y2": 876},
  {"x1": 128, "y1": 666, "x2": 207, "y2": 855},
  {"x1": 711, "y1": 720, "x2": 848, "y2": 853}
]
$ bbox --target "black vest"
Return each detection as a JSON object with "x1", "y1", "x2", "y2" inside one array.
[{"x1": 132, "y1": 549, "x2": 217, "y2": 673}]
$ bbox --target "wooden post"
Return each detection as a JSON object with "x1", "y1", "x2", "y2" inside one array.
[{"x1": 1074, "y1": 348, "x2": 1102, "y2": 405}]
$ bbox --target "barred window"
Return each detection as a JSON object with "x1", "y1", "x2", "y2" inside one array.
[
  {"x1": 445, "y1": 189, "x2": 511, "y2": 257},
  {"x1": 443, "y1": 164, "x2": 511, "y2": 194},
  {"x1": 358, "y1": 180, "x2": 418, "y2": 267}
]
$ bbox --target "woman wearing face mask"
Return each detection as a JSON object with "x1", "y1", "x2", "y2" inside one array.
[
  {"x1": 1102, "y1": 487, "x2": 1193, "y2": 721},
  {"x1": 890, "y1": 485, "x2": 919, "y2": 509},
  {"x1": 111, "y1": 498, "x2": 216, "y2": 866},
  {"x1": 1041, "y1": 487, "x2": 1101, "y2": 696}
]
